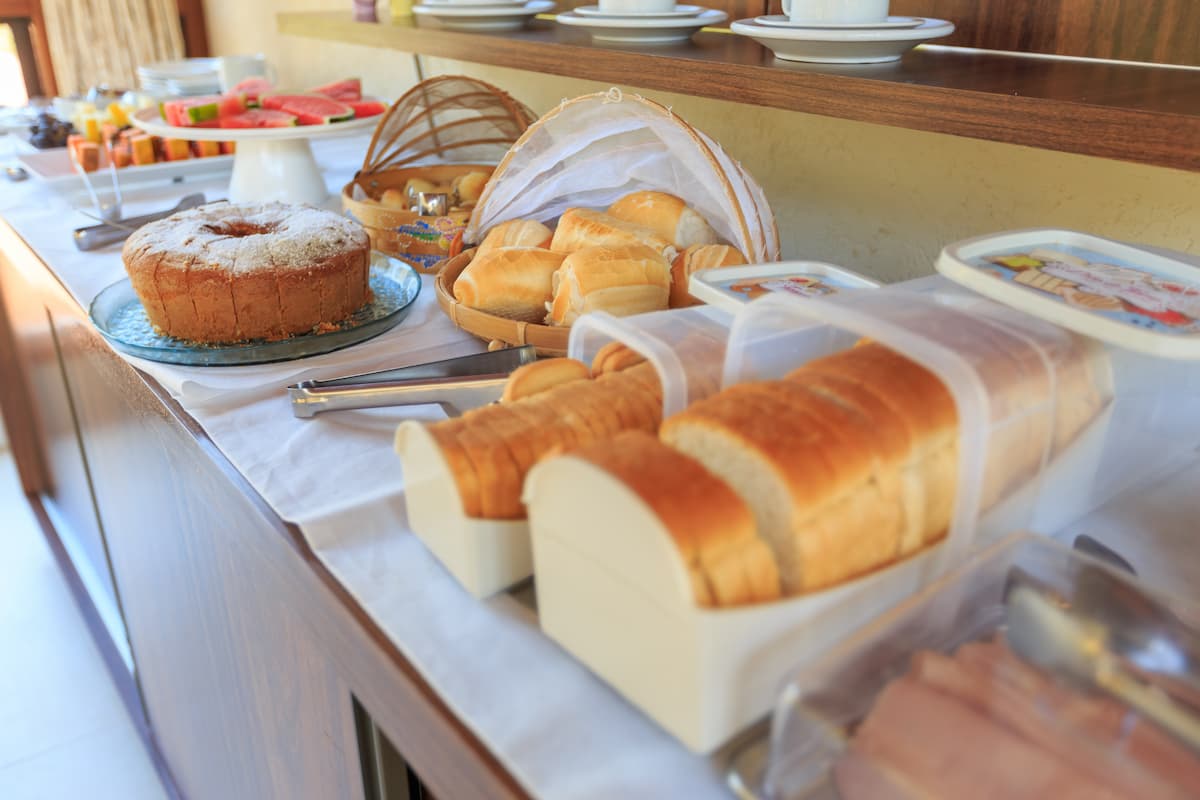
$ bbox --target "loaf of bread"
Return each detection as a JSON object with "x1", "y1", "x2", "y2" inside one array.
[
  {"x1": 661, "y1": 340, "x2": 1101, "y2": 594},
  {"x1": 546, "y1": 244, "x2": 671, "y2": 327},
  {"x1": 670, "y1": 244, "x2": 746, "y2": 307},
  {"x1": 502, "y1": 358, "x2": 590, "y2": 403},
  {"x1": 454, "y1": 247, "x2": 566, "y2": 322},
  {"x1": 606, "y1": 191, "x2": 719, "y2": 250},
  {"x1": 408, "y1": 362, "x2": 665, "y2": 521},
  {"x1": 474, "y1": 219, "x2": 554, "y2": 257},
  {"x1": 550, "y1": 208, "x2": 678, "y2": 262},
  {"x1": 561, "y1": 431, "x2": 781, "y2": 607}
]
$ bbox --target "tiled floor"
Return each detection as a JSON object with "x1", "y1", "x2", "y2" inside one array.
[{"x1": 0, "y1": 448, "x2": 167, "y2": 799}]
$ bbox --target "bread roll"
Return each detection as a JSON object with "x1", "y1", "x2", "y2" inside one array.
[
  {"x1": 453, "y1": 171, "x2": 490, "y2": 206},
  {"x1": 502, "y1": 358, "x2": 589, "y2": 403},
  {"x1": 475, "y1": 219, "x2": 554, "y2": 257},
  {"x1": 607, "y1": 191, "x2": 719, "y2": 250},
  {"x1": 454, "y1": 247, "x2": 566, "y2": 322},
  {"x1": 380, "y1": 188, "x2": 408, "y2": 209},
  {"x1": 546, "y1": 244, "x2": 671, "y2": 327},
  {"x1": 670, "y1": 244, "x2": 746, "y2": 308},
  {"x1": 404, "y1": 177, "x2": 438, "y2": 198},
  {"x1": 566, "y1": 431, "x2": 781, "y2": 607},
  {"x1": 550, "y1": 208, "x2": 678, "y2": 262}
]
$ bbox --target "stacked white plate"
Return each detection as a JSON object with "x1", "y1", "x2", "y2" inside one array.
[
  {"x1": 729, "y1": 16, "x2": 953, "y2": 62},
  {"x1": 556, "y1": 4, "x2": 726, "y2": 44},
  {"x1": 413, "y1": 0, "x2": 555, "y2": 31},
  {"x1": 138, "y1": 58, "x2": 221, "y2": 96}
]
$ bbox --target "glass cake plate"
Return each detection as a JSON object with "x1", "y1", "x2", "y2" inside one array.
[{"x1": 89, "y1": 252, "x2": 421, "y2": 366}]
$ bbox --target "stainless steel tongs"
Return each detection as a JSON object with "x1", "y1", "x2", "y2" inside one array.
[{"x1": 288, "y1": 346, "x2": 537, "y2": 419}]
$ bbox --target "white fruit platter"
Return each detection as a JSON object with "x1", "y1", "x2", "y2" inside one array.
[{"x1": 131, "y1": 107, "x2": 378, "y2": 205}]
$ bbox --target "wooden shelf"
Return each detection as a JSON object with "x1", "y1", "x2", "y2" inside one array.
[{"x1": 278, "y1": 11, "x2": 1200, "y2": 173}]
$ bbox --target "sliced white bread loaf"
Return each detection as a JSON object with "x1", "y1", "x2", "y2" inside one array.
[{"x1": 546, "y1": 430, "x2": 781, "y2": 607}]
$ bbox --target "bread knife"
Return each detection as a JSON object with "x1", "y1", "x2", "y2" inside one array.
[{"x1": 288, "y1": 346, "x2": 536, "y2": 419}]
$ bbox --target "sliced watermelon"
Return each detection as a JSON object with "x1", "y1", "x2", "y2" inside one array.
[
  {"x1": 162, "y1": 95, "x2": 223, "y2": 127},
  {"x1": 219, "y1": 109, "x2": 298, "y2": 129},
  {"x1": 218, "y1": 93, "x2": 247, "y2": 119},
  {"x1": 308, "y1": 78, "x2": 362, "y2": 103},
  {"x1": 349, "y1": 99, "x2": 386, "y2": 119},
  {"x1": 230, "y1": 76, "x2": 274, "y2": 103},
  {"x1": 260, "y1": 94, "x2": 354, "y2": 125}
]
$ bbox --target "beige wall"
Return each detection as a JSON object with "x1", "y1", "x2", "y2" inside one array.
[{"x1": 206, "y1": 0, "x2": 1200, "y2": 283}]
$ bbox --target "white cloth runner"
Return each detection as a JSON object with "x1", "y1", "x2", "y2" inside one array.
[{"x1": 2, "y1": 136, "x2": 733, "y2": 798}]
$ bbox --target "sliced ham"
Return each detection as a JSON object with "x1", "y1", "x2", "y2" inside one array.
[{"x1": 842, "y1": 675, "x2": 1133, "y2": 799}]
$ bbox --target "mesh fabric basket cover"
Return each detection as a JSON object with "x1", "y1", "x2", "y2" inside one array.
[
  {"x1": 463, "y1": 89, "x2": 780, "y2": 263},
  {"x1": 344, "y1": 76, "x2": 536, "y2": 269}
]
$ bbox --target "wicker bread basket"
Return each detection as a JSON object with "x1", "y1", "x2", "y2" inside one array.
[
  {"x1": 436, "y1": 249, "x2": 570, "y2": 355},
  {"x1": 342, "y1": 76, "x2": 535, "y2": 272},
  {"x1": 436, "y1": 89, "x2": 780, "y2": 352}
]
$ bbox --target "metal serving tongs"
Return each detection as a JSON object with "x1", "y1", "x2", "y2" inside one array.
[
  {"x1": 288, "y1": 346, "x2": 537, "y2": 419},
  {"x1": 1005, "y1": 562, "x2": 1200, "y2": 754}
]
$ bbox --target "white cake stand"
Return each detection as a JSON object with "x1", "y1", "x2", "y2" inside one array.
[{"x1": 131, "y1": 107, "x2": 378, "y2": 205}]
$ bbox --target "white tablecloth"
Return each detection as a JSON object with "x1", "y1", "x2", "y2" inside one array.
[{"x1": 1, "y1": 136, "x2": 733, "y2": 799}]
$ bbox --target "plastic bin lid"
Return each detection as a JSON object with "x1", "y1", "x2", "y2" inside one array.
[
  {"x1": 687, "y1": 260, "x2": 879, "y2": 313},
  {"x1": 936, "y1": 229, "x2": 1200, "y2": 360}
]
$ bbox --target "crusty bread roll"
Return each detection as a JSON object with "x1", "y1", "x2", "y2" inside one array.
[
  {"x1": 453, "y1": 171, "x2": 490, "y2": 206},
  {"x1": 550, "y1": 208, "x2": 678, "y2": 262},
  {"x1": 670, "y1": 244, "x2": 746, "y2": 308},
  {"x1": 502, "y1": 358, "x2": 589, "y2": 403},
  {"x1": 475, "y1": 219, "x2": 554, "y2": 257},
  {"x1": 607, "y1": 191, "x2": 719, "y2": 250},
  {"x1": 564, "y1": 431, "x2": 781, "y2": 607},
  {"x1": 546, "y1": 244, "x2": 671, "y2": 327},
  {"x1": 403, "y1": 177, "x2": 438, "y2": 198},
  {"x1": 380, "y1": 188, "x2": 408, "y2": 209},
  {"x1": 454, "y1": 247, "x2": 566, "y2": 322}
]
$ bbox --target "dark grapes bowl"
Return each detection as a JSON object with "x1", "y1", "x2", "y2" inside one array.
[{"x1": 28, "y1": 111, "x2": 75, "y2": 150}]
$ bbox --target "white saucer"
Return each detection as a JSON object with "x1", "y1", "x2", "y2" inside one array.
[
  {"x1": 421, "y1": 0, "x2": 527, "y2": 7},
  {"x1": 729, "y1": 17, "x2": 953, "y2": 63},
  {"x1": 574, "y1": 4, "x2": 705, "y2": 18},
  {"x1": 753, "y1": 14, "x2": 923, "y2": 29},
  {"x1": 413, "y1": 0, "x2": 554, "y2": 30},
  {"x1": 556, "y1": 8, "x2": 725, "y2": 43}
]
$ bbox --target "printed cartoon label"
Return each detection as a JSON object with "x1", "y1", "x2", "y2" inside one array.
[
  {"x1": 973, "y1": 245, "x2": 1200, "y2": 335},
  {"x1": 713, "y1": 273, "x2": 858, "y2": 303}
]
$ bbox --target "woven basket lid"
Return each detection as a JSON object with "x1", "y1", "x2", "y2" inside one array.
[
  {"x1": 464, "y1": 89, "x2": 780, "y2": 263},
  {"x1": 358, "y1": 75, "x2": 537, "y2": 176}
]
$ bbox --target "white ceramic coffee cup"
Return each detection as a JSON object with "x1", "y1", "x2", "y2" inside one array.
[
  {"x1": 780, "y1": 0, "x2": 889, "y2": 24},
  {"x1": 597, "y1": 0, "x2": 678, "y2": 14},
  {"x1": 217, "y1": 55, "x2": 276, "y2": 93}
]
